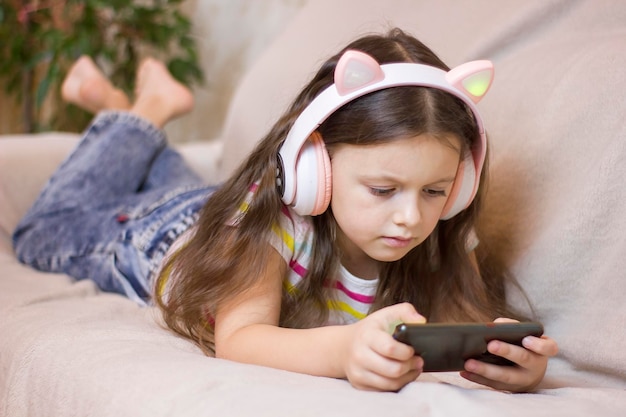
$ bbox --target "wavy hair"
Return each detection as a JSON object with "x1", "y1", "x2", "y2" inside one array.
[{"x1": 155, "y1": 28, "x2": 517, "y2": 354}]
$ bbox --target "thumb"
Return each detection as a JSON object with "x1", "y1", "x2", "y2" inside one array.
[
  {"x1": 377, "y1": 302, "x2": 426, "y2": 333},
  {"x1": 494, "y1": 317, "x2": 519, "y2": 323}
]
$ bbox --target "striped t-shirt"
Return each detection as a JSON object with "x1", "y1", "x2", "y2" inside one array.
[{"x1": 268, "y1": 204, "x2": 378, "y2": 325}]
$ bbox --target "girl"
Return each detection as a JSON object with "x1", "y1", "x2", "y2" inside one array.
[{"x1": 13, "y1": 28, "x2": 558, "y2": 393}]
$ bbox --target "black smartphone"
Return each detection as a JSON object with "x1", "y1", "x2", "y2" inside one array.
[{"x1": 392, "y1": 322, "x2": 544, "y2": 372}]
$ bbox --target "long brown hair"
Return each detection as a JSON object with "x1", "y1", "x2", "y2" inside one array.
[{"x1": 155, "y1": 28, "x2": 517, "y2": 354}]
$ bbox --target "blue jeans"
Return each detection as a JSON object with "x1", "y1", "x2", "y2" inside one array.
[{"x1": 13, "y1": 112, "x2": 217, "y2": 305}]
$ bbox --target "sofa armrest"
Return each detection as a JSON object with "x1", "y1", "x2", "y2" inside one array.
[
  {"x1": 0, "y1": 133, "x2": 80, "y2": 248},
  {"x1": 175, "y1": 140, "x2": 224, "y2": 185}
]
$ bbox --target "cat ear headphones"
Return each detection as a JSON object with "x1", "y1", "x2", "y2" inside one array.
[{"x1": 276, "y1": 50, "x2": 493, "y2": 219}]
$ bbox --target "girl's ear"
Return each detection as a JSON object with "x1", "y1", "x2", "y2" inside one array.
[
  {"x1": 334, "y1": 50, "x2": 385, "y2": 96},
  {"x1": 445, "y1": 60, "x2": 494, "y2": 103}
]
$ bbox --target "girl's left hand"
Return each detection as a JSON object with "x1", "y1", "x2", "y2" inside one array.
[{"x1": 459, "y1": 318, "x2": 559, "y2": 392}]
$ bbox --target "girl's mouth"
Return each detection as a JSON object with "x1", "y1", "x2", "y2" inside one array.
[{"x1": 382, "y1": 236, "x2": 414, "y2": 248}]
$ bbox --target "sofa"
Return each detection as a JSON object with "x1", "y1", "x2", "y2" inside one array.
[{"x1": 1, "y1": 1, "x2": 625, "y2": 416}]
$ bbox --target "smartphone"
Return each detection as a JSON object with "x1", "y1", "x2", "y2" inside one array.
[{"x1": 392, "y1": 322, "x2": 544, "y2": 372}]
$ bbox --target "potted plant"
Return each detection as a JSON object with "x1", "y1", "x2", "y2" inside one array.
[{"x1": 0, "y1": 0, "x2": 204, "y2": 133}]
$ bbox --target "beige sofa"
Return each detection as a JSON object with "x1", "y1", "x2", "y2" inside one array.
[{"x1": 1, "y1": 1, "x2": 626, "y2": 416}]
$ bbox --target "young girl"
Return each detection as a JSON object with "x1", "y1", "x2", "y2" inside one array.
[{"x1": 13, "y1": 28, "x2": 557, "y2": 393}]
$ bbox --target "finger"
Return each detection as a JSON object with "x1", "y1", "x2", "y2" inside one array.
[
  {"x1": 344, "y1": 341, "x2": 420, "y2": 391},
  {"x1": 375, "y1": 302, "x2": 426, "y2": 328},
  {"x1": 375, "y1": 302, "x2": 426, "y2": 338},
  {"x1": 462, "y1": 358, "x2": 525, "y2": 390},
  {"x1": 370, "y1": 330, "x2": 417, "y2": 361},
  {"x1": 373, "y1": 356, "x2": 423, "y2": 383},
  {"x1": 460, "y1": 369, "x2": 496, "y2": 388},
  {"x1": 460, "y1": 369, "x2": 518, "y2": 392},
  {"x1": 487, "y1": 340, "x2": 536, "y2": 369},
  {"x1": 351, "y1": 365, "x2": 422, "y2": 392},
  {"x1": 493, "y1": 317, "x2": 519, "y2": 323},
  {"x1": 368, "y1": 354, "x2": 423, "y2": 380},
  {"x1": 461, "y1": 358, "x2": 543, "y2": 393},
  {"x1": 357, "y1": 336, "x2": 423, "y2": 376},
  {"x1": 522, "y1": 335, "x2": 559, "y2": 357}
]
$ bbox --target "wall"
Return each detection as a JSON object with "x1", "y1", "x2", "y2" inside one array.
[
  {"x1": 167, "y1": 0, "x2": 306, "y2": 143},
  {"x1": 0, "y1": 0, "x2": 306, "y2": 143}
]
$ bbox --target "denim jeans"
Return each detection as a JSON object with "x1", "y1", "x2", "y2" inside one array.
[{"x1": 13, "y1": 112, "x2": 217, "y2": 305}]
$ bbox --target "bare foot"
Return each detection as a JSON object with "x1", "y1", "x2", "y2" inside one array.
[
  {"x1": 61, "y1": 56, "x2": 131, "y2": 113},
  {"x1": 130, "y1": 58, "x2": 194, "y2": 128}
]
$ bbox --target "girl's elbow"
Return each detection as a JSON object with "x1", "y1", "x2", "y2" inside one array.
[
  {"x1": 213, "y1": 334, "x2": 232, "y2": 360},
  {"x1": 214, "y1": 346, "x2": 227, "y2": 360},
  {"x1": 212, "y1": 328, "x2": 245, "y2": 361}
]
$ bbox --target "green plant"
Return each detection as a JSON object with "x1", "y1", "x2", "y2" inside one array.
[{"x1": 0, "y1": 0, "x2": 204, "y2": 133}]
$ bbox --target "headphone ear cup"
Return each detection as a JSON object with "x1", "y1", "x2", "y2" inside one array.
[
  {"x1": 310, "y1": 133, "x2": 332, "y2": 215},
  {"x1": 440, "y1": 154, "x2": 477, "y2": 220},
  {"x1": 292, "y1": 132, "x2": 332, "y2": 216}
]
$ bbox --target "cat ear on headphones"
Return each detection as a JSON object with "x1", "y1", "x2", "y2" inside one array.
[
  {"x1": 334, "y1": 51, "x2": 385, "y2": 96},
  {"x1": 334, "y1": 50, "x2": 494, "y2": 105},
  {"x1": 446, "y1": 60, "x2": 494, "y2": 104}
]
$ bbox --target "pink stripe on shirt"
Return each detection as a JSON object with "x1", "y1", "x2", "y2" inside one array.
[
  {"x1": 289, "y1": 259, "x2": 307, "y2": 277},
  {"x1": 333, "y1": 280, "x2": 376, "y2": 304}
]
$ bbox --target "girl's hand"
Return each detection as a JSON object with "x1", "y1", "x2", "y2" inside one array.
[
  {"x1": 341, "y1": 302, "x2": 426, "y2": 391},
  {"x1": 460, "y1": 318, "x2": 559, "y2": 392}
]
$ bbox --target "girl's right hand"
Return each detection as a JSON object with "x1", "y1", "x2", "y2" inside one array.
[{"x1": 341, "y1": 302, "x2": 426, "y2": 391}]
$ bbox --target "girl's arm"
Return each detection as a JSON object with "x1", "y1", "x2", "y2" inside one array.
[{"x1": 213, "y1": 247, "x2": 425, "y2": 391}]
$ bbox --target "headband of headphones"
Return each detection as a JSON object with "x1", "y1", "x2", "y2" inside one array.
[{"x1": 277, "y1": 50, "x2": 493, "y2": 219}]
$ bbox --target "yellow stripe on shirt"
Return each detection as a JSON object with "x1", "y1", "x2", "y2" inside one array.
[
  {"x1": 327, "y1": 300, "x2": 367, "y2": 321},
  {"x1": 272, "y1": 223, "x2": 295, "y2": 253}
]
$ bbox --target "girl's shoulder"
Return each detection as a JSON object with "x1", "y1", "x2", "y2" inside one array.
[
  {"x1": 267, "y1": 204, "x2": 317, "y2": 293},
  {"x1": 238, "y1": 182, "x2": 315, "y2": 265},
  {"x1": 270, "y1": 204, "x2": 315, "y2": 261}
]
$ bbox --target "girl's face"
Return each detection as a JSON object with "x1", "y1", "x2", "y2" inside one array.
[{"x1": 330, "y1": 134, "x2": 462, "y2": 279}]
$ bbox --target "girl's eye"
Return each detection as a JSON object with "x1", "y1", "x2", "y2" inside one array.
[
  {"x1": 424, "y1": 188, "x2": 447, "y2": 197},
  {"x1": 369, "y1": 187, "x2": 394, "y2": 196}
]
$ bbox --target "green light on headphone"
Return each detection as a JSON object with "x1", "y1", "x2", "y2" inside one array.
[{"x1": 462, "y1": 71, "x2": 491, "y2": 97}]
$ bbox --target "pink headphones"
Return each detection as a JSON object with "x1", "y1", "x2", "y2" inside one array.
[{"x1": 276, "y1": 50, "x2": 493, "y2": 219}]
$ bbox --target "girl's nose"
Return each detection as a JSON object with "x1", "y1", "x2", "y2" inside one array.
[{"x1": 393, "y1": 198, "x2": 421, "y2": 227}]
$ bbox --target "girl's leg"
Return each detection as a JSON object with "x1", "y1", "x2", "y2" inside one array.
[
  {"x1": 131, "y1": 58, "x2": 203, "y2": 190},
  {"x1": 141, "y1": 147, "x2": 204, "y2": 191},
  {"x1": 130, "y1": 58, "x2": 194, "y2": 129},
  {"x1": 26, "y1": 58, "x2": 196, "y2": 210},
  {"x1": 13, "y1": 57, "x2": 198, "y2": 300},
  {"x1": 12, "y1": 109, "x2": 169, "y2": 299},
  {"x1": 62, "y1": 56, "x2": 201, "y2": 191},
  {"x1": 61, "y1": 56, "x2": 131, "y2": 113}
]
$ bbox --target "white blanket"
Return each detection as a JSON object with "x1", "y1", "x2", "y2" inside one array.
[{"x1": 1, "y1": 251, "x2": 624, "y2": 416}]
